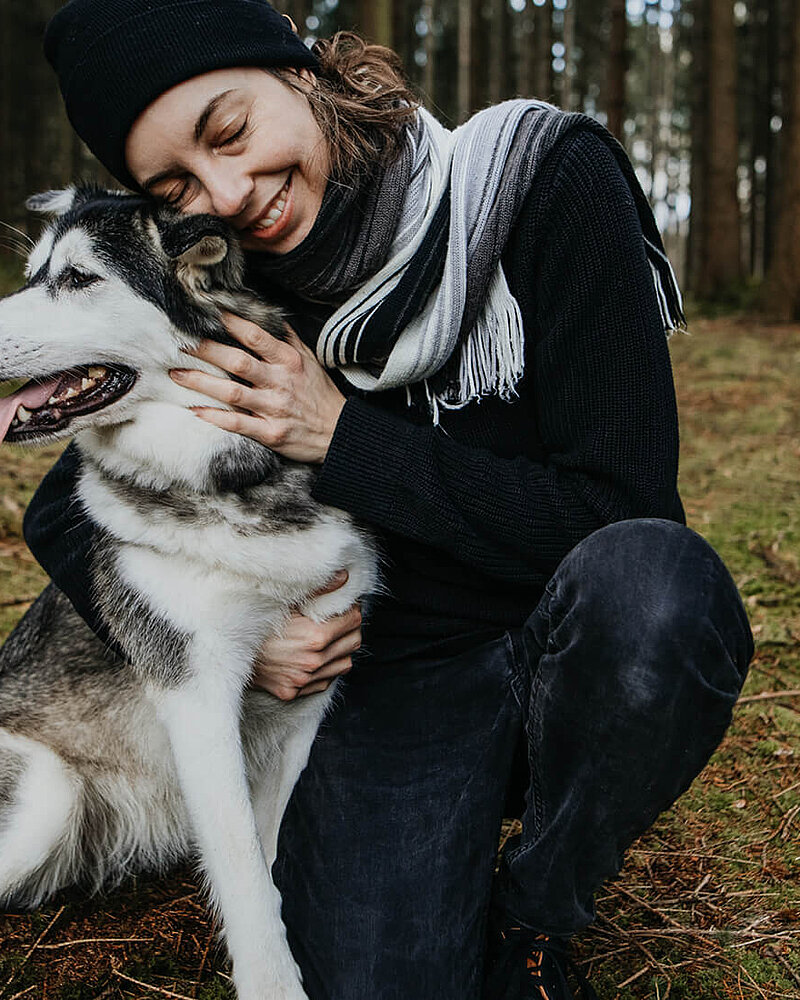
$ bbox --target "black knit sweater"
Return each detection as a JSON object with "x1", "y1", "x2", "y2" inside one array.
[{"x1": 22, "y1": 130, "x2": 685, "y2": 660}]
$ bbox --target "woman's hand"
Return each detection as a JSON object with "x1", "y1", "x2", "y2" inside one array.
[
  {"x1": 170, "y1": 311, "x2": 346, "y2": 464},
  {"x1": 251, "y1": 571, "x2": 363, "y2": 701}
]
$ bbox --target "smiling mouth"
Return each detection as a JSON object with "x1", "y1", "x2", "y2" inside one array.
[
  {"x1": 247, "y1": 174, "x2": 292, "y2": 237},
  {"x1": 0, "y1": 365, "x2": 138, "y2": 443}
]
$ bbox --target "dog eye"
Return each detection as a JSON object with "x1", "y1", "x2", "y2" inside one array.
[{"x1": 63, "y1": 268, "x2": 101, "y2": 291}]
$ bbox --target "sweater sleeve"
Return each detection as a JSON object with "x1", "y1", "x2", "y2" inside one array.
[
  {"x1": 311, "y1": 130, "x2": 684, "y2": 582},
  {"x1": 22, "y1": 442, "x2": 115, "y2": 646}
]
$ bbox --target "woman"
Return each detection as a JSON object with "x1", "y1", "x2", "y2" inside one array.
[{"x1": 26, "y1": 2, "x2": 753, "y2": 998}]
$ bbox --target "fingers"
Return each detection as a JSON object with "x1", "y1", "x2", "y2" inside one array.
[
  {"x1": 253, "y1": 648, "x2": 356, "y2": 701},
  {"x1": 188, "y1": 406, "x2": 284, "y2": 447},
  {"x1": 170, "y1": 367, "x2": 265, "y2": 410},
  {"x1": 296, "y1": 673, "x2": 346, "y2": 697},
  {"x1": 301, "y1": 605, "x2": 363, "y2": 654},
  {"x1": 220, "y1": 311, "x2": 300, "y2": 367},
  {"x1": 179, "y1": 339, "x2": 271, "y2": 387},
  {"x1": 308, "y1": 569, "x2": 349, "y2": 599}
]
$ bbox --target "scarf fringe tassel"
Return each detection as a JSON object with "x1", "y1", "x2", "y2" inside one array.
[{"x1": 426, "y1": 268, "x2": 526, "y2": 424}]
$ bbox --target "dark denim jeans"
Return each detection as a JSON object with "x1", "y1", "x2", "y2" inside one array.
[{"x1": 273, "y1": 519, "x2": 754, "y2": 1000}]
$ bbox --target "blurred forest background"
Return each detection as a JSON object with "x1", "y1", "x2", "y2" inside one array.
[
  {"x1": 2, "y1": 0, "x2": 800, "y2": 316},
  {"x1": 0, "y1": 4, "x2": 799, "y2": 998}
]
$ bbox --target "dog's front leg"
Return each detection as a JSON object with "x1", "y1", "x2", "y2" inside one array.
[{"x1": 154, "y1": 669, "x2": 308, "y2": 1000}]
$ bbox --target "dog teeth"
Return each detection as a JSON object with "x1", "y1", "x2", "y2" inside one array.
[
  {"x1": 88, "y1": 366, "x2": 106, "y2": 379},
  {"x1": 48, "y1": 395, "x2": 59, "y2": 405},
  {"x1": 64, "y1": 387, "x2": 78, "y2": 399},
  {"x1": 81, "y1": 377, "x2": 95, "y2": 391},
  {"x1": 16, "y1": 405, "x2": 31, "y2": 423}
]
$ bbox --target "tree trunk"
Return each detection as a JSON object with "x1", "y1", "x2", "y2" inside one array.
[
  {"x1": 458, "y1": 0, "x2": 474, "y2": 122},
  {"x1": 488, "y1": 0, "x2": 506, "y2": 105},
  {"x1": 605, "y1": 0, "x2": 627, "y2": 140},
  {"x1": 1, "y1": 0, "x2": 82, "y2": 237},
  {"x1": 422, "y1": 3, "x2": 437, "y2": 105},
  {"x1": 518, "y1": 1, "x2": 535, "y2": 98},
  {"x1": 561, "y1": 0, "x2": 577, "y2": 110},
  {"x1": 533, "y1": 0, "x2": 554, "y2": 101},
  {"x1": 697, "y1": 0, "x2": 741, "y2": 298},
  {"x1": 764, "y1": 0, "x2": 800, "y2": 317},
  {"x1": 358, "y1": 0, "x2": 393, "y2": 46},
  {"x1": 687, "y1": 0, "x2": 708, "y2": 295}
]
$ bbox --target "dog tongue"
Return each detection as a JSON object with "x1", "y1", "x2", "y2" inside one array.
[{"x1": 0, "y1": 380, "x2": 61, "y2": 442}]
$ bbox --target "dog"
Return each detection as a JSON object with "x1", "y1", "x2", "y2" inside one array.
[{"x1": 0, "y1": 185, "x2": 378, "y2": 1000}]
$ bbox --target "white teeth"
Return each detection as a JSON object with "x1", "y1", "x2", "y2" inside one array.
[
  {"x1": 253, "y1": 179, "x2": 290, "y2": 231},
  {"x1": 81, "y1": 377, "x2": 95, "y2": 391},
  {"x1": 16, "y1": 405, "x2": 31, "y2": 423},
  {"x1": 48, "y1": 395, "x2": 59, "y2": 405},
  {"x1": 88, "y1": 366, "x2": 106, "y2": 379},
  {"x1": 64, "y1": 387, "x2": 78, "y2": 399}
]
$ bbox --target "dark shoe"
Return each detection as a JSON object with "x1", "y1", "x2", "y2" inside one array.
[{"x1": 484, "y1": 923, "x2": 599, "y2": 1000}]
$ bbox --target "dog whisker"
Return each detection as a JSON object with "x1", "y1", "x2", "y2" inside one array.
[{"x1": 0, "y1": 221, "x2": 34, "y2": 248}]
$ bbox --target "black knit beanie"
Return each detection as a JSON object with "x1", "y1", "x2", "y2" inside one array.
[{"x1": 45, "y1": 0, "x2": 319, "y2": 189}]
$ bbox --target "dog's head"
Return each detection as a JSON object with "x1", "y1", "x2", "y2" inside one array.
[{"x1": 0, "y1": 185, "x2": 282, "y2": 449}]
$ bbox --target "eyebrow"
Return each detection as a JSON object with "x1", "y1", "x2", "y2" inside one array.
[
  {"x1": 141, "y1": 89, "x2": 236, "y2": 191},
  {"x1": 193, "y1": 90, "x2": 235, "y2": 142}
]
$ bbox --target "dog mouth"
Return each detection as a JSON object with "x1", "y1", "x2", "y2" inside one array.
[{"x1": 0, "y1": 365, "x2": 138, "y2": 442}]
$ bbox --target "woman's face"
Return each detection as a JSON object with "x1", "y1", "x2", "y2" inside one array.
[{"x1": 125, "y1": 67, "x2": 330, "y2": 254}]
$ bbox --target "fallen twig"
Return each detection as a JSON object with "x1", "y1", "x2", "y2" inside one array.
[
  {"x1": 768, "y1": 946, "x2": 800, "y2": 990},
  {"x1": 611, "y1": 883, "x2": 721, "y2": 952},
  {"x1": 616, "y1": 963, "x2": 650, "y2": 989},
  {"x1": 738, "y1": 690, "x2": 800, "y2": 704},
  {"x1": 37, "y1": 936, "x2": 153, "y2": 950},
  {"x1": 597, "y1": 915, "x2": 673, "y2": 998},
  {"x1": 0, "y1": 906, "x2": 65, "y2": 999},
  {"x1": 6, "y1": 987, "x2": 36, "y2": 1000},
  {"x1": 111, "y1": 966, "x2": 197, "y2": 1000}
]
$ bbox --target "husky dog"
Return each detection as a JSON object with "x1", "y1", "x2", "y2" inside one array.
[{"x1": 0, "y1": 186, "x2": 377, "y2": 1000}]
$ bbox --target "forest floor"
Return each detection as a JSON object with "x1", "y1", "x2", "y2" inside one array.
[{"x1": 0, "y1": 297, "x2": 797, "y2": 999}]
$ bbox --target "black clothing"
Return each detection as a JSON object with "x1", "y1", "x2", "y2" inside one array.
[
  {"x1": 272, "y1": 519, "x2": 752, "y2": 999},
  {"x1": 23, "y1": 130, "x2": 685, "y2": 656}
]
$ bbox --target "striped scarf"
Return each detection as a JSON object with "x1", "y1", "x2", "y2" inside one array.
[{"x1": 256, "y1": 100, "x2": 685, "y2": 421}]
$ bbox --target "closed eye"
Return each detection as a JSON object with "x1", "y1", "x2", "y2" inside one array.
[{"x1": 215, "y1": 116, "x2": 251, "y2": 149}]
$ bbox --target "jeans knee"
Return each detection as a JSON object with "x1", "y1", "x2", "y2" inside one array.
[{"x1": 540, "y1": 519, "x2": 753, "y2": 699}]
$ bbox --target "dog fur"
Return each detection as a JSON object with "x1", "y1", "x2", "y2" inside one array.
[{"x1": 0, "y1": 186, "x2": 378, "y2": 1000}]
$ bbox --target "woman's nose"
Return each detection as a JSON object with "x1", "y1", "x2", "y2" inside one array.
[{"x1": 204, "y1": 167, "x2": 253, "y2": 219}]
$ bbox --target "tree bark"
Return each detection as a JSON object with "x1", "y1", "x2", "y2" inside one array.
[
  {"x1": 605, "y1": 0, "x2": 627, "y2": 139},
  {"x1": 458, "y1": 0, "x2": 474, "y2": 122},
  {"x1": 697, "y1": 0, "x2": 741, "y2": 298},
  {"x1": 687, "y1": 0, "x2": 708, "y2": 295},
  {"x1": 764, "y1": 0, "x2": 800, "y2": 317},
  {"x1": 358, "y1": 0, "x2": 393, "y2": 47},
  {"x1": 488, "y1": 0, "x2": 506, "y2": 106},
  {"x1": 1, "y1": 0, "x2": 85, "y2": 237},
  {"x1": 534, "y1": 0, "x2": 554, "y2": 101},
  {"x1": 561, "y1": 0, "x2": 577, "y2": 110}
]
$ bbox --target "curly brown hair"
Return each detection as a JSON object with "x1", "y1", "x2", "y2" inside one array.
[{"x1": 272, "y1": 31, "x2": 419, "y2": 184}]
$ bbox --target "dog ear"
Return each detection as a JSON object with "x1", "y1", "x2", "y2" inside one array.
[
  {"x1": 26, "y1": 187, "x2": 78, "y2": 217},
  {"x1": 158, "y1": 216, "x2": 231, "y2": 267}
]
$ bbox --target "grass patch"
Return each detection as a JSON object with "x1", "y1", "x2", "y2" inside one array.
[{"x1": 0, "y1": 316, "x2": 797, "y2": 997}]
